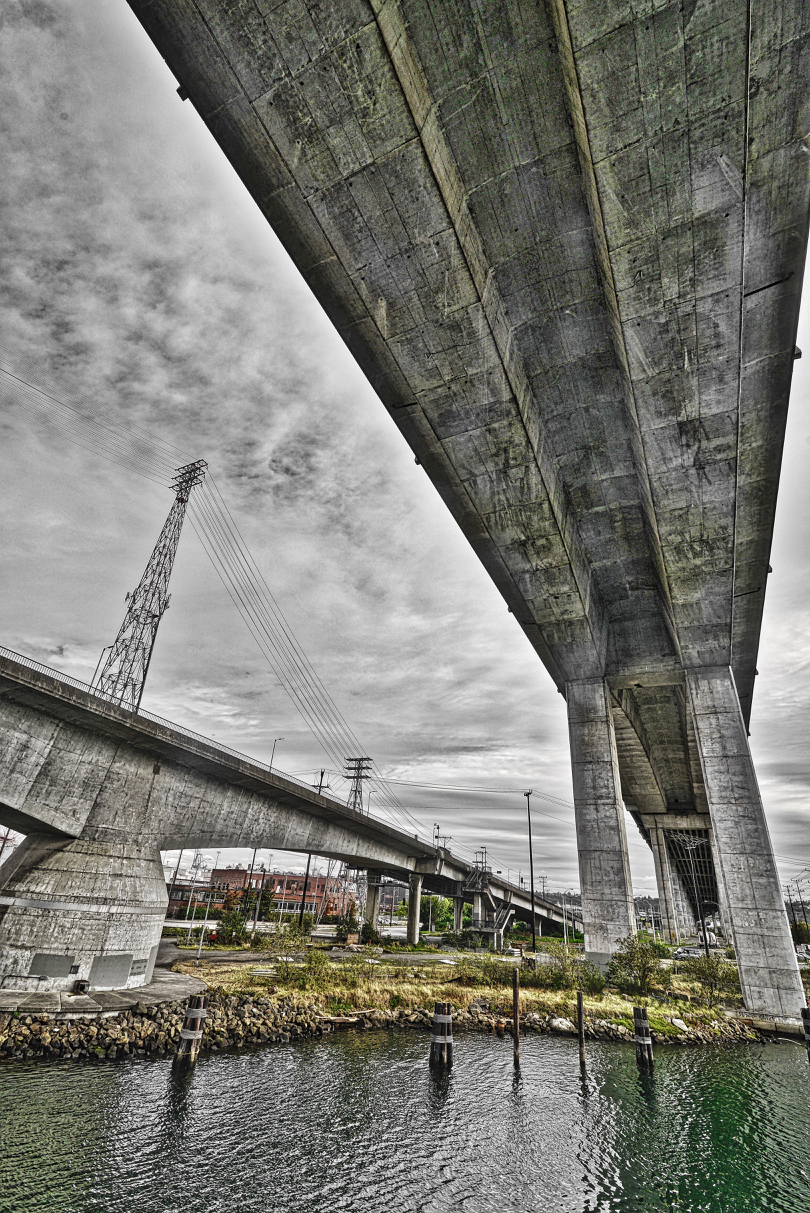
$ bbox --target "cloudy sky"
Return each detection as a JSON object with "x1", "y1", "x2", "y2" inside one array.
[{"x1": 1, "y1": 1, "x2": 808, "y2": 897}]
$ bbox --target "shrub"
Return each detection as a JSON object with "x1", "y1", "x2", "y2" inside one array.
[
  {"x1": 680, "y1": 954, "x2": 740, "y2": 1005},
  {"x1": 607, "y1": 933, "x2": 664, "y2": 995},
  {"x1": 217, "y1": 910, "x2": 249, "y2": 946},
  {"x1": 791, "y1": 922, "x2": 810, "y2": 945},
  {"x1": 361, "y1": 921, "x2": 382, "y2": 945},
  {"x1": 335, "y1": 912, "x2": 360, "y2": 944}
]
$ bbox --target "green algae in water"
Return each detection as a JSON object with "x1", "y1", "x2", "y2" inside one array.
[{"x1": 1, "y1": 1033, "x2": 809, "y2": 1212}]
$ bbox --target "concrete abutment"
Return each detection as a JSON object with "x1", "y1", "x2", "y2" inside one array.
[{"x1": 0, "y1": 832, "x2": 166, "y2": 992}]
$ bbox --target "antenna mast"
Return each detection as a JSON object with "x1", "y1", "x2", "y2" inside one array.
[{"x1": 92, "y1": 459, "x2": 206, "y2": 712}]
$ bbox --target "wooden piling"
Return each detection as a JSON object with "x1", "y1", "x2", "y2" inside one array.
[
  {"x1": 429, "y1": 1001, "x2": 453, "y2": 1069},
  {"x1": 512, "y1": 966, "x2": 520, "y2": 1064},
  {"x1": 633, "y1": 1006, "x2": 654, "y2": 1070},
  {"x1": 577, "y1": 990, "x2": 586, "y2": 1067},
  {"x1": 801, "y1": 1007, "x2": 810, "y2": 1059},
  {"x1": 173, "y1": 993, "x2": 208, "y2": 1070}
]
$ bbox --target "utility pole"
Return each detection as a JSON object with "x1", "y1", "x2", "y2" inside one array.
[
  {"x1": 298, "y1": 854, "x2": 312, "y2": 929},
  {"x1": 344, "y1": 757, "x2": 372, "y2": 814},
  {"x1": 269, "y1": 737, "x2": 284, "y2": 770},
  {"x1": 524, "y1": 791, "x2": 537, "y2": 954},
  {"x1": 92, "y1": 459, "x2": 206, "y2": 712}
]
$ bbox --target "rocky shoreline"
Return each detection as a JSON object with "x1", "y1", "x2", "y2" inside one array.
[{"x1": 0, "y1": 991, "x2": 770, "y2": 1062}]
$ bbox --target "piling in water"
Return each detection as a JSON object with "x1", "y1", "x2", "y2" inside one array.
[
  {"x1": 633, "y1": 1006, "x2": 654, "y2": 1071},
  {"x1": 577, "y1": 990, "x2": 586, "y2": 1067},
  {"x1": 429, "y1": 1001, "x2": 453, "y2": 1069},
  {"x1": 173, "y1": 993, "x2": 208, "y2": 1070},
  {"x1": 512, "y1": 967, "x2": 520, "y2": 1065}
]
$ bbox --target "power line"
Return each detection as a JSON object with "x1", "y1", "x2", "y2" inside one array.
[{"x1": 0, "y1": 354, "x2": 425, "y2": 838}]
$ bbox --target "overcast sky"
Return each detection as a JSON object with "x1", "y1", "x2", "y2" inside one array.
[{"x1": 1, "y1": 2, "x2": 808, "y2": 896}]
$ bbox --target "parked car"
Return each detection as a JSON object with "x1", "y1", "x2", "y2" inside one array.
[{"x1": 672, "y1": 946, "x2": 704, "y2": 960}]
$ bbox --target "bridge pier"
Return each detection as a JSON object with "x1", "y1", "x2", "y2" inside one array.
[
  {"x1": 686, "y1": 667, "x2": 805, "y2": 1017},
  {"x1": 567, "y1": 678, "x2": 636, "y2": 968},
  {"x1": 407, "y1": 874, "x2": 422, "y2": 946},
  {"x1": 453, "y1": 896, "x2": 464, "y2": 934},
  {"x1": 0, "y1": 832, "x2": 166, "y2": 992},
  {"x1": 364, "y1": 874, "x2": 380, "y2": 928}
]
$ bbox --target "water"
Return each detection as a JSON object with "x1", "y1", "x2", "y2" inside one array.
[{"x1": 1, "y1": 1032, "x2": 809, "y2": 1212}]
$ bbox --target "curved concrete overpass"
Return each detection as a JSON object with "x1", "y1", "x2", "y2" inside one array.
[{"x1": 0, "y1": 650, "x2": 576, "y2": 991}]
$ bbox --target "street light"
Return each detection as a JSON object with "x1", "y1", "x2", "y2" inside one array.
[
  {"x1": 524, "y1": 791, "x2": 537, "y2": 954},
  {"x1": 270, "y1": 737, "x2": 284, "y2": 770}
]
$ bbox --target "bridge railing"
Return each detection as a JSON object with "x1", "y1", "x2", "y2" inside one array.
[{"x1": 0, "y1": 645, "x2": 327, "y2": 800}]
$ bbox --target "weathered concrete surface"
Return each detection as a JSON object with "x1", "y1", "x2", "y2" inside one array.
[
  {"x1": 0, "y1": 653, "x2": 573, "y2": 989},
  {"x1": 0, "y1": 963, "x2": 205, "y2": 1017},
  {"x1": 567, "y1": 678, "x2": 636, "y2": 966},
  {"x1": 0, "y1": 834, "x2": 166, "y2": 994},
  {"x1": 123, "y1": 0, "x2": 809, "y2": 1014},
  {"x1": 407, "y1": 872, "x2": 422, "y2": 945},
  {"x1": 686, "y1": 667, "x2": 804, "y2": 1017}
]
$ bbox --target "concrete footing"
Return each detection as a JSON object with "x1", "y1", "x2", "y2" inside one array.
[{"x1": 0, "y1": 833, "x2": 167, "y2": 993}]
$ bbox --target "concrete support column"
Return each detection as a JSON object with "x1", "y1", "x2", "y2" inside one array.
[
  {"x1": 649, "y1": 826, "x2": 680, "y2": 944},
  {"x1": 686, "y1": 667, "x2": 804, "y2": 1017},
  {"x1": 364, "y1": 876, "x2": 380, "y2": 926},
  {"x1": 407, "y1": 874, "x2": 422, "y2": 946},
  {"x1": 567, "y1": 678, "x2": 636, "y2": 967},
  {"x1": 472, "y1": 892, "x2": 483, "y2": 928},
  {"x1": 0, "y1": 833, "x2": 166, "y2": 992},
  {"x1": 453, "y1": 897, "x2": 464, "y2": 933}
]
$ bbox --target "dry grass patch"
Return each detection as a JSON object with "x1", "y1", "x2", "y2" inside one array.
[{"x1": 172, "y1": 957, "x2": 716, "y2": 1031}]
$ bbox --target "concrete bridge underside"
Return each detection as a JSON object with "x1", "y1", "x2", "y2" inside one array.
[
  {"x1": 123, "y1": 0, "x2": 810, "y2": 1016},
  {"x1": 0, "y1": 654, "x2": 575, "y2": 992}
]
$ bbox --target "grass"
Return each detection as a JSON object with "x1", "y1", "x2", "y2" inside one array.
[{"x1": 171, "y1": 954, "x2": 725, "y2": 1033}]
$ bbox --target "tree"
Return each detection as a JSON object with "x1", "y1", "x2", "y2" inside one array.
[
  {"x1": 791, "y1": 921, "x2": 810, "y2": 945},
  {"x1": 335, "y1": 909, "x2": 360, "y2": 943},
  {"x1": 217, "y1": 910, "x2": 248, "y2": 946},
  {"x1": 608, "y1": 933, "x2": 664, "y2": 995},
  {"x1": 680, "y1": 954, "x2": 740, "y2": 1005}
]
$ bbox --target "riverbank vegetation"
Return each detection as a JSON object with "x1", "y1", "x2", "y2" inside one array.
[{"x1": 170, "y1": 931, "x2": 764, "y2": 1038}]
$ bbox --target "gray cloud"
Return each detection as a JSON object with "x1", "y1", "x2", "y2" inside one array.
[{"x1": 0, "y1": 2, "x2": 806, "y2": 893}]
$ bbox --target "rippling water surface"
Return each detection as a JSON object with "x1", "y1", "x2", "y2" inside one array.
[{"x1": 2, "y1": 1031, "x2": 809, "y2": 1212}]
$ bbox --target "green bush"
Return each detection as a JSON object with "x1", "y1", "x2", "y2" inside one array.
[
  {"x1": 217, "y1": 910, "x2": 249, "y2": 946},
  {"x1": 335, "y1": 911, "x2": 360, "y2": 944},
  {"x1": 791, "y1": 922, "x2": 810, "y2": 945},
  {"x1": 608, "y1": 933, "x2": 664, "y2": 995},
  {"x1": 680, "y1": 954, "x2": 740, "y2": 1005},
  {"x1": 361, "y1": 921, "x2": 381, "y2": 945}
]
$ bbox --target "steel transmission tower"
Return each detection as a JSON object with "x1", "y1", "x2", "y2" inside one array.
[
  {"x1": 344, "y1": 757, "x2": 372, "y2": 814},
  {"x1": 92, "y1": 460, "x2": 206, "y2": 712}
]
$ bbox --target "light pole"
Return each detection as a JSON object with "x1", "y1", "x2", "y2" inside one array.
[
  {"x1": 524, "y1": 791, "x2": 537, "y2": 954},
  {"x1": 270, "y1": 737, "x2": 284, "y2": 771}
]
